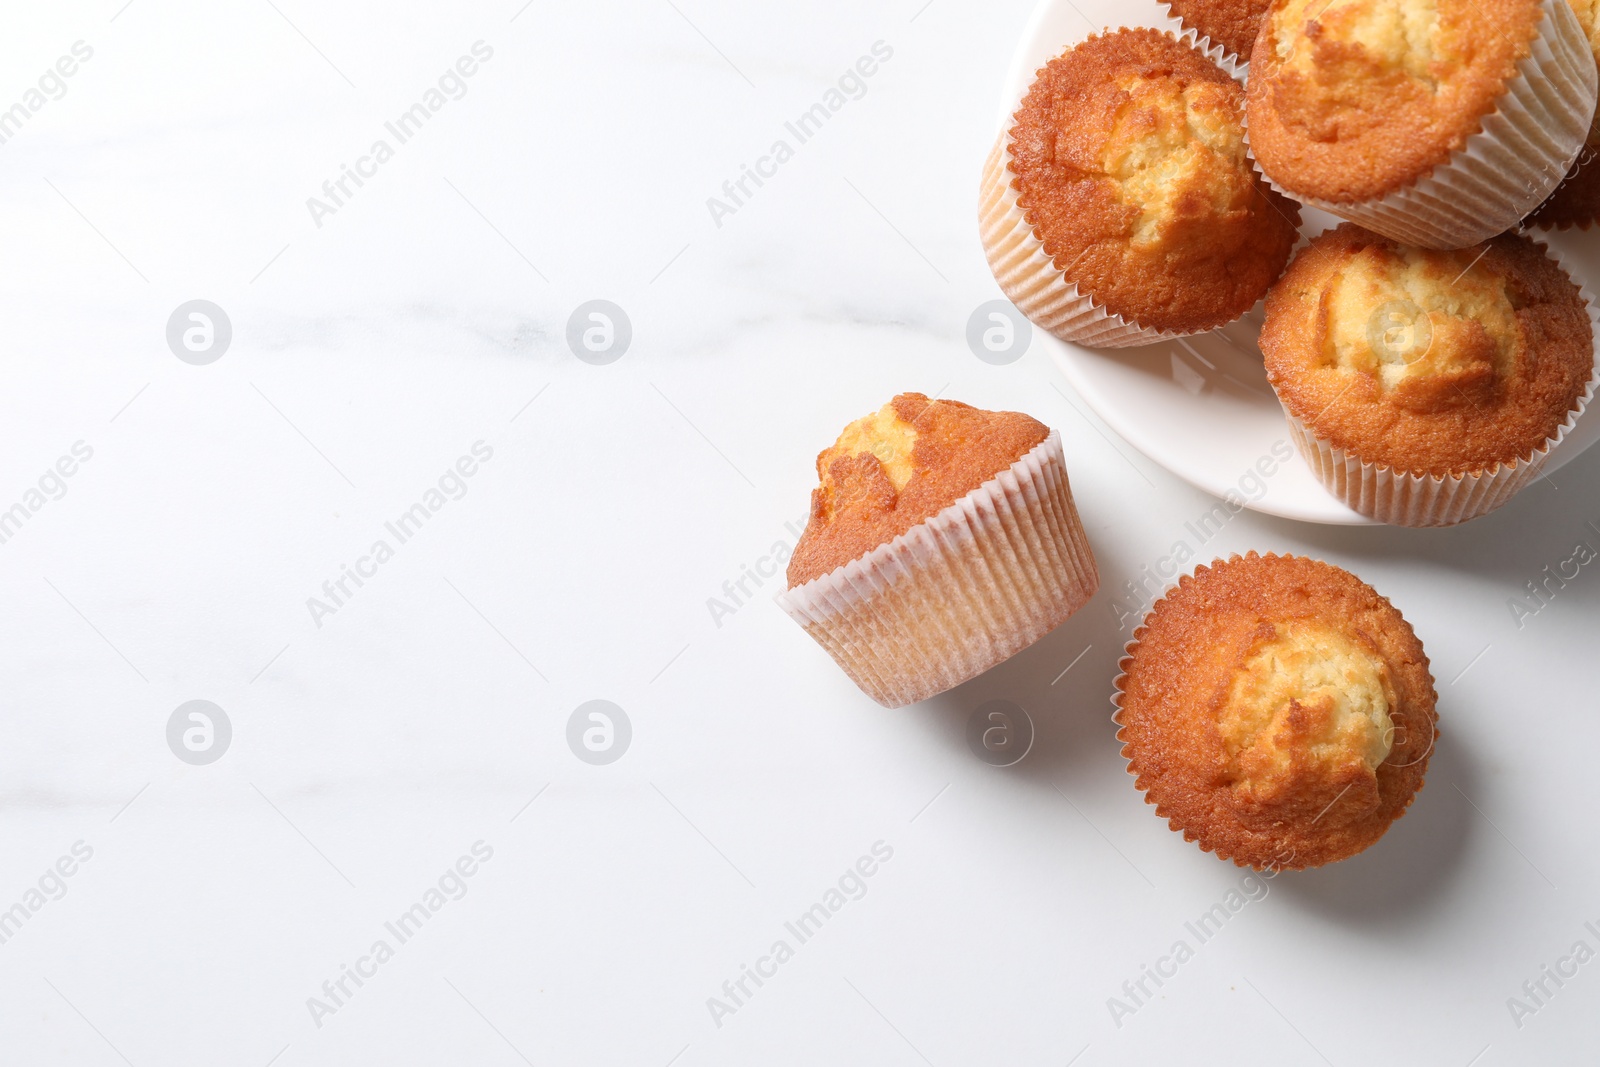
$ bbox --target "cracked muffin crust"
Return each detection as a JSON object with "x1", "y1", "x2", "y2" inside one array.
[
  {"x1": 1002, "y1": 27, "x2": 1299, "y2": 333},
  {"x1": 777, "y1": 394, "x2": 1098, "y2": 708},
  {"x1": 1247, "y1": 0, "x2": 1544, "y2": 204},
  {"x1": 787, "y1": 394, "x2": 1049, "y2": 587},
  {"x1": 1260, "y1": 224, "x2": 1593, "y2": 478},
  {"x1": 1114, "y1": 553, "x2": 1438, "y2": 870}
]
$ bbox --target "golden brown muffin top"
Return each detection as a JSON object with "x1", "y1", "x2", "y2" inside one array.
[
  {"x1": 1116, "y1": 553, "x2": 1438, "y2": 870},
  {"x1": 1167, "y1": 0, "x2": 1274, "y2": 61},
  {"x1": 1007, "y1": 28, "x2": 1300, "y2": 333},
  {"x1": 1527, "y1": 0, "x2": 1600, "y2": 228},
  {"x1": 786, "y1": 395, "x2": 1049, "y2": 588},
  {"x1": 1261, "y1": 224, "x2": 1593, "y2": 476},
  {"x1": 1247, "y1": 0, "x2": 1541, "y2": 203}
]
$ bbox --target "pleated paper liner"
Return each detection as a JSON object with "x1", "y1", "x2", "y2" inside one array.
[
  {"x1": 1109, "y1": 564, "x2": 1253, "y2": 869},
  {"x1": 1158, "y1": 1, "x2": 1251, "y2": 80},
  {"x1": 1279, "y1": 241, "x2": 1600, "y2": 527},
  {"x1": 1248, "y1": 0, "x2": 1598, "y2": 249},
  {"x1": 774, "y1": 430, "x2": 1099, "y2": 709},
  {"x1": 979, "y1": 134, "x2": 1188, "y2": 349},
  {"x1": 1108, "y1": 557, "x2": 1272, "y2": 870},
  {"x1": 1109, "y1": 553, "x2": 1440, "y2": 870}
]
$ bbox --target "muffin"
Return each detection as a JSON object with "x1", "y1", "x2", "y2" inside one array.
[
  {"x1": 979, "y1": 28, "x2": 1300, "y2": 349},
  {"x1": 1260, "y1": 225, "x2": 1595, "y2": 525},
  {"x1": 1165, "y1": 0, "x2": 1272, "y2": 64},
  {"x1": 1115, "y1": 553, "x2": 1438, "y2": 870},
  {"x1": 1527, "y1": 0, "x2": 1600, "y2": 228},
  {"x1": 1247, "y1": 0, "x2": 1598, "y2": 248},
  {"x1": 776, "y1": 394, "x2": 1098, "y2": 708}
]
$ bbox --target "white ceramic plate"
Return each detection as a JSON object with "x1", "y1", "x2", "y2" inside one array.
[{"x1": 997, "y1": 0, "x2": 1600, "y2": 525}]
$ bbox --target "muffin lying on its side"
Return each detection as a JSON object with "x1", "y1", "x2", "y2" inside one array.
[
  {"x1": 1115, "y1": 553, "x2": 1438, "y2": 870},
  {"x1": 777, "y1": 394, "x2": 1098, "y2": 708},
  {"x1": 980, "y1": 28, "x2": 1299, "y2": 348},
  {"x1": 1260, "y1": 224, "x2": 1596, "y2": 526}
]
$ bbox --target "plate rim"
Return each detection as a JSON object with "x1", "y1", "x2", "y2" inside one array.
[{"x1": 997, "y1": 0, "x2": 1599, "y2": 527}]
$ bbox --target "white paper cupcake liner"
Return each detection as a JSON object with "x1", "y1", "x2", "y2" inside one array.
[
  {"x1": 774, "y1": 430, "x2": 1099, "y2": 708},
  {"x1": 979, "y1": 134, "x2": 1186, "y2": 349},
  {"x1": 1250, "y1": 0, "x2": 1598, "y2": 249},
  {"x1": 1108, "y1": 552, "x2": 1440, "y2": 870},
  {"x1": 1281, "y1": 243, "x2": 1600, "y2": 527},
  {"x1": 1157, "y1": 2, "x2": 1250, "y2": 80}
]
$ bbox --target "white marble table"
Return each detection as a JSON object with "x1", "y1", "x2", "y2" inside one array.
[{"x1": 0, "y1": 1, "x2": 1596, "y2": 1063}]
